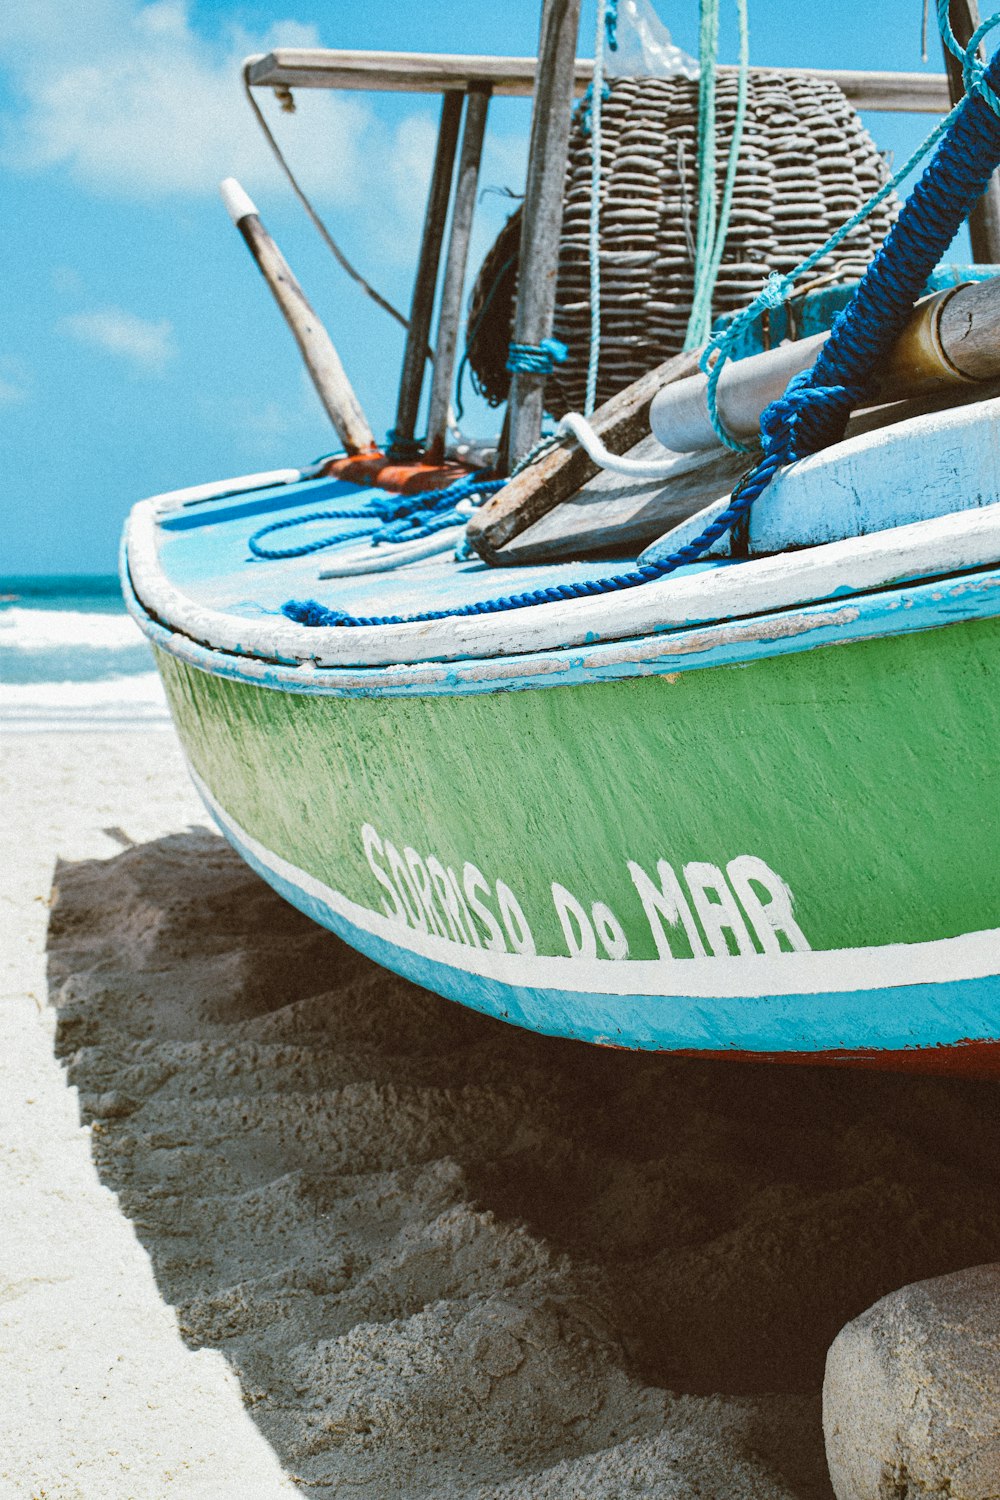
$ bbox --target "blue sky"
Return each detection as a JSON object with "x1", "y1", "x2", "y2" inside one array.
[{"x1": 0, "y1": 0, "x2": 975, "y2": 574}]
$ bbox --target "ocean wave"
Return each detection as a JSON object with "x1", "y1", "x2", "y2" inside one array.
[
  {"x1": 0, "y1": 672, "x2": 172, "y2": 731},
  {"x1": 0, "y1": 607, "x2": 144, "y2": 652}
]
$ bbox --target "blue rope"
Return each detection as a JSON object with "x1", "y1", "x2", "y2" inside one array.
[
  {"x1": 248, "y1": 473, "x2": 503, "y2": 560},
  {"x1": 249, "y1": 508, "x2": 380, "y2": 560},
  {"x1": 505, "y1": 338, "x2": 569, "y2": 375},
  {"x1": 281, "y1": 26, "x2": 1000, "y2": 629}
]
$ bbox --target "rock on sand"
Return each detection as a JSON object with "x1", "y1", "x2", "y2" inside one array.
[{"x1": 823, "y1": 1263, "x2": 1000, "y2": 1500}]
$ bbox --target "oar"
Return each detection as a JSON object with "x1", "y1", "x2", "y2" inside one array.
[
  {"x1": 220, "y1": 178, "x2": 378, "y2": 456},
  {"x1": 650, "y1": 275, "x2": 1000, "y2": 454}
]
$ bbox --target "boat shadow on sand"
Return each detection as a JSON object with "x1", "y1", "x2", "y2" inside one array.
[{"x1": 45, "y1": 830, "x2": 1000, "y2": 1498}]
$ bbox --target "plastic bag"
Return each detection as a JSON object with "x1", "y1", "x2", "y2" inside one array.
[{"x1": 604, "y1": 0, "x2": 700, "y2": 80}]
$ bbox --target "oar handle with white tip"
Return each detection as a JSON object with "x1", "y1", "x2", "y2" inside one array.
[{"x1": 220, "y1": 177, "x2": 378, "y2": 456}]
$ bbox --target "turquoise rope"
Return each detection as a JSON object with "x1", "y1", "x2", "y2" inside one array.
[
  {"x1": 702, "y1": 7, "x2": 1000, "y2": 451},
  {"x1": 704, "y1": 111, "x2": 960, "y2": 451},
  {"x1": 585, "y1": 0, "x2": 618, "y2": 415},
  {"x1": 506, "y1": 338, "x2": 569, "y2": 374},
  {"x1": 939, "y1": 0, "x2": 1000, "y2": 108},
  {"x1": 682, "y1": 0, "x2": 749, "y2": 353},
  {"x1": 685, "y1": 0, "x2": 718, "y2": 352},
  {"x1": 696, "y1": 0, "x2": 749, "y2": 335}
]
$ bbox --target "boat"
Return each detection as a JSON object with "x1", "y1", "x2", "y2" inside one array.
[{"x1": 122, "y1": 4, "x2": 1000, "y2": 1074}]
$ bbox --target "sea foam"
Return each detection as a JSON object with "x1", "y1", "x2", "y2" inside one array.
[
  {"x1": 0, "y1": 607, "x2": 145, "y2": 652},
  {"x1": 0, "y1": 672, "x2": 171, "y2": 732}
]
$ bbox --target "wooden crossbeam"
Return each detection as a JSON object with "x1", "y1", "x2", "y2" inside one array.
[{"x1": 246, "y1": 50, "x2": 952, "y2": 113}]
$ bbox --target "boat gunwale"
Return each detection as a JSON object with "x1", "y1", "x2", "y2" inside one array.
[
  {"x1": 122, "y1": 533, "x2": 1000, "y2": 698},
  {"x1": 123, "y1": 489, "x2": 1000, "y2": 676}
]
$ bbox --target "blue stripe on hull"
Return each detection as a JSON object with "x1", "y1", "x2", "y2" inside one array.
[{"x1": 207, "y1": 799, "x2": 1000, "y2": 1058}]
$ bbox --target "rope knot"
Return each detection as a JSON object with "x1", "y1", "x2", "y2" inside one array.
[
  {"x1": 759, "y1": 371, "x2": 863, "y2": 463},
  {"x1": 942, "y1": 2, "x2": 1000, "y2": 121},
  {"x1": 605, "y1": 0, "x2": 619, "y2": 50},
  {"x1": 506, "y1": 338, "x2": 569, "y2": 375},
  {"x1": 280, "y1": 599, "x2": 351, "y2": 627}
]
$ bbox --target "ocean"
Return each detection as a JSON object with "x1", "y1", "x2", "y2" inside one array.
[{"x1": 0, "y1": 576, "x2": 171, "y2": 732}]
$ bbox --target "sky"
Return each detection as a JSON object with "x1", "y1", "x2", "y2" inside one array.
[{"x1": 0, "y1": 0, "x2": 980, "y2": 575}]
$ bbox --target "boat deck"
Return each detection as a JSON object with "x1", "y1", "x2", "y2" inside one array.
[{"x1": 154, "y1": 472, "x2": 723, "y2": 623}]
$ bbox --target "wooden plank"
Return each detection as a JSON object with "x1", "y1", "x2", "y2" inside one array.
[
  {"x1": 466, "y1": 347, "x2": 701, "y2": 561},
  {"x1": 505, "y1": 0, "x2": 583, "y2": 468},
  {"x1": 391, "y1": 92, "x2": 462, "y2": 457},
  {"x1": 749, "y1": 392, "x2": 1000, "y2": 554},
  {"x1": 941, "y1": 0, "x2": 1000, "y2": 262},
  {"x1": 220, "y1": 179, "x2": 377, "y2": 454},
  {"x1": 425, "y1": 86, "x2": 491, "y2": 457},
  {"x1": 246, "y1": 50, "x2": 953, "y2": 112},
  {"x1": 639, "y1": 389, "x2": 1000, "y2": 565},
  {"x1": 498, "y1": 438, "x2": 749, "y2": 563}
]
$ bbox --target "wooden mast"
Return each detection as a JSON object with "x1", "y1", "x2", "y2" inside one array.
[
  {"x1": 390, "y1": 93, "x2": 464, "y2": 457},
  {"x1": 505, "y1": 0, "x2": 583, "y2": 469},
  {"x1": 425, "y1": 85, "x2": 492, "y2": 458}
]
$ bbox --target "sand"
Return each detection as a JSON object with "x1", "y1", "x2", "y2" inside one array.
[{"x1": 3, "y1": 732, "x2": 998, "y2": 1498}]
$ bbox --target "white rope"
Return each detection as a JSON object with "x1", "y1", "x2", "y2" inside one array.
[
  {"x1": 316, "y1": 530, "x2": 461, "y2": 578},
  {"x1": 557, "y1": 411, "x2": 681, "y2": 478}
]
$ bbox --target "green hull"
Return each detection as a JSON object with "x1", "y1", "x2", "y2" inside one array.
[{"x1": 151, "y1": 612, "x2": 1000, "y2": 1060}]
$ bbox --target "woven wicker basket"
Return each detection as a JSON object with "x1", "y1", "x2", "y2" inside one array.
[{"x1": 465, "y1": 71, "x2": 898, "y2": 417}]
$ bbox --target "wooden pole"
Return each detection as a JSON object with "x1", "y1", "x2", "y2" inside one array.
[
  {"x1": 390, "y1": 92, "x2": 463, "y2": 457},
  {"x1": 505, "y1": 0, "x2": 583, "y2": 469},
  {"x1": 425, "y1": 85, "x2": 492, "y2": 459},
  {"x1": 942, "y1": 0, "x2": 1000, "y2": 262},
  {"x1": 220, "y1": 178, "x2": 377, "y2": 455}
]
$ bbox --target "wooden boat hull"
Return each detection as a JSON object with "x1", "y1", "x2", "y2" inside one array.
[{"x1": 137, "y1": 604, "x2": 1000, "y2": 1074}]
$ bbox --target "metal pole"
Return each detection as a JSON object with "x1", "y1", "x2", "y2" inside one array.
[
  {"x1": 942, "y1": 0, "x2": 1000, "y2": 262},
  {"x1": 505, "y1": 0, "x2": 583, "y2": 469},
  {"x1": 425, "y1": 85, "x2": 492, "y2": 458},
  {"x1": 390, "y1": 91, "x2": 463, "y2": 458}
]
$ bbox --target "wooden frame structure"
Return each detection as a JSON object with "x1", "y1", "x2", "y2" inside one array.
[
  {"x1": 247, "y1": 51, "x2": 953, "y2": 110},
  {"x1": 245, "y1": 44, "x2": 964, "y2": 465}
]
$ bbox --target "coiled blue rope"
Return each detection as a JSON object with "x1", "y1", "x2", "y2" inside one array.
[
  {"x1": 282, "y1": 26, "x2": 1000, "y2": 630},
  {"x1": 248, "y1": 473, "x2": 503, "y2": 560}
]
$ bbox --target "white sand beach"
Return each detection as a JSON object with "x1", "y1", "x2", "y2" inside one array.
[{"x1": 3, "y1": 730, "x2": 999, "y2": 1498}]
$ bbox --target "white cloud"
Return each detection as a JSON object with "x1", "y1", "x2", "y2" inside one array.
[
  {"x1": 0, "y1": 358, "x2": 33, "y2": 406},
  {"x1": 0, "y1": 377, "x2": 29, "y2": 407},
  {"x1": 60, "y1": 307, "x2": 176, "y2": 372},
  {"x1": 51, "y1": 265, "x2": 85, "y2": 296},
  {"x1": 0, "y1": 0, "x2": 369, "y2": 202}
]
